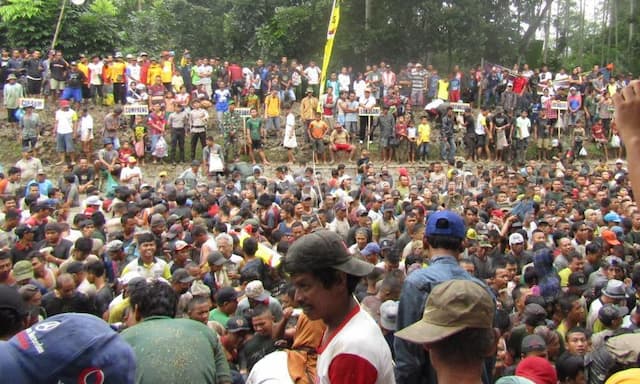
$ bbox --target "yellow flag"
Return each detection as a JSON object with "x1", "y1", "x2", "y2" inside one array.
[{"x1": 318, "y1": 0, "x2": 340, "y2": 111}]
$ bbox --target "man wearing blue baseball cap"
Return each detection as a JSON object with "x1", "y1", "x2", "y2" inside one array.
[
  {"x1": 0, "y1": 310, "x2": 136, "y2": 383},
  {"x1": 395, "y1": 210, "x2": 491, "y2": 384}
]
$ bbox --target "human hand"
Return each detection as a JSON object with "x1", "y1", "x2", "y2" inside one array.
[{"x1": 613, "y1": 80, "x2": 640, "y2": 145}]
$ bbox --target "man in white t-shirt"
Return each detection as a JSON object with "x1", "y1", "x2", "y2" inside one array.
[
  {"x1": 303, "y1": 61, "x2": 321, "y2": 96},
  {"x1": 54, "y1": 100, "x2": 77, "y2": 164},
  {"x1": 284, "y1": 230, "x2": 395, "y2": 384},
  {"x1": 197, "y1": 59, "x2": 213, "y2": 96},
  {"x1": 514, "y1": 110, "x2": 531, "y2": 163},
  {"x1": 120, "y1": 156, "x2": 143, "y2": 190},
  {"x1": 87, "y1": 56, "x2": 104, "y2": 105}
]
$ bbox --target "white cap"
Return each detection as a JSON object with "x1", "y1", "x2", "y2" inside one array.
[{"x1": 509, "y1": 233, "x2": 525, "y2": 245}]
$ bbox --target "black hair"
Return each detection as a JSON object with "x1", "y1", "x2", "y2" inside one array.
[
  {"x1": 249, "y1": 304, "x2": 272, "y2": 318},
  {"x1": 565, "y1": 326, "x2": 587, "y2": 342},
  {"x1": 429, "y1": 327, "x2": 495, "y2": 365},
  {"x1": 137, "y1": 232, "x2": 155, "y2": 245},
  {"x1": 556, "y1": 353, "x2": 585, "y2": 382},
  {"x1": 242, "y1": 237, "x2": 258, "y2": 256},
  {"x1": 175, "y1": 193, "x2": 187, "y2": 206},
  {"x1": 91, "y1": 211, "x2": 106, "y2": 227},
  {"x1": 129, "y1": 280, "x2": 177, "y2": 318},
  {"x1": 74, "y1": 237, "x2": 93, "y2": 254},
  {"x1": 0, "y1": 307, "x2": 25, "y2": 339},
  {"x1": 494, "y1": 309, "x2": 512, "y2": 333},
  {"x1": 191, "y1": 225, "x2": 207, "y2": 237},
  {"x1": 86, "y1": 261, "x2": 105, "y2": 278},
  {"x1": 558, "y1": 294, "x2": 580, "y2": 316},
  {"x1": 425, "y1": 234, "x2": 463, "y2": 253}
]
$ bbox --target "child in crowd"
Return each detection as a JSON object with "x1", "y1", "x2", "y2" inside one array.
[
  {"x1": 394, "y1": 115, "x2": 407, "y2": 163},
  {"x1": 406, "y1": 117, "x2": 417, "y2": 164},
  {"x1": 282, "y1": 103, "x2": 297, "y2": 165},
  {"x1": 118, "y1": 141, "x2": 135, "y2": 164},
  {"x1": 132, "y1": 115, "x2": 147, "y2": 165},
  {"x1": 78, "y1": 107, "x2": 94, "y2": 159},
  {"x1": 417, "y1": 115, "x2": 431, "y2": 162}
]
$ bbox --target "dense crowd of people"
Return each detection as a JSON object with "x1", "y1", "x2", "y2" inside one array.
[
  {"x1": 0, "y1": 48, "x2": 631, "y2": 170},
  {"x1": 0, "y1": 47, "x2": 639, "y2": 384}
]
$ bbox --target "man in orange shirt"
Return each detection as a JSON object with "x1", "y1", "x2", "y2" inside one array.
[{"x1": 308, "y1": 112, "x2": 328, "y2": 164}]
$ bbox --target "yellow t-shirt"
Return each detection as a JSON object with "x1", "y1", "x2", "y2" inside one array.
[
  {"x1": 558, "y1": 267, "x2": 572, "y2": 287},
  {"x1": 265, "y1": 95, "x2": 280, "y2": 117},
  {"x1": 147, "y1": 64, "x2": 162, "y2": 85},
  {"x1": 161, "y1": 60, "x2": 173, "y2": 83},
  {"x1": 109, "y1": 61, "x2": 126, "y2": 84},
  {"x1": 108, "y1": 297, "x2": 129, "y2": 324},
  {"x1": 417, "y1": 123, "x2": 431, "y2": 144},
  {"x1": 437, "y1": 79, "x2": 449, "y2": 100},
  {"x1": 77, "y1": 62, "x2": 89, "y2": 83}
]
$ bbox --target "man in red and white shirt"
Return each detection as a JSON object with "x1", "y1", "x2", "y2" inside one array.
[{"x1": 284, "y1": 230, "x2": 395, "y2": 384}]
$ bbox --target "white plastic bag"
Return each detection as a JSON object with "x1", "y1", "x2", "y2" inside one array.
[
  {"x1": 610, "y1": 134, "x2": 621, "y2": 148},
  {"x1": 579, "y1": 146, "x2": 587, "y2": 156},
  {"x1": 153, "y1": 136, "x2": 168, "y2": 157}
]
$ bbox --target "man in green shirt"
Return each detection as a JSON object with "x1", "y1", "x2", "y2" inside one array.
[
  {"x1": 245, "y1": 107, "x2": 270, "y2": 165},
  {"x1": 209, "y1": 286, "x2": 238, "y2": 326},
  {"x1": 121, "y1": 279, "x2": 232, "y2": 384}
]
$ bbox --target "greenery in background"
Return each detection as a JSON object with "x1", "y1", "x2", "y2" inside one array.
[{"x1": 0, "y1": 0, "x2": 639, "y2": 74}]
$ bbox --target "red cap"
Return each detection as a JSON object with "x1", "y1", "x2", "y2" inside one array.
[
  {"x1": 59, "y1": 100, "x2": 70, "y2": 107},
  {"x1": 602, "y1": 229, "x2": 621, "y2": 246},
  {"x1": 491, "y1": 209, "x2": 504, "y2": 218}
]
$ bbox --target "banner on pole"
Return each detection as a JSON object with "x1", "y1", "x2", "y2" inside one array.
[
  {"x1": 317, "y1": 0, "x2": 341, "y2": 112},
  {"x1": 19, "y1": 98, "x2": 45, "y2": 110},
  {"x1": 450, "y1": 102, "x2": 471, "y2": 113},
  {"x1": 235, "y1": 108, "x2": 251, "y2": 118},
  {"x1": 358, "y1": 107, "x2": 380, "y2": 116},
  {"x1": 124, "y1": 104, "x2": 150, "y2": 115},
  {"x1": 551, "y1": 100, "x2": 568, "y2": 111}
]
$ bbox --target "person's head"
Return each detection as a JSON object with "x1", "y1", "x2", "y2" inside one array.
[
  {"x1": 215, "y1": 287, "x2": 239, "y2": 315},
  {"x1": 564, "y1": 327, "x2": 588, "y2": 355},
  {"x1": 424, "y1": 211, "x2": 466, "y2": 255},
  {"x1": 395, "y1": 280, "x2": 496, "y2": 370},
  {"x1": 521, "y1": 334, "x2": 548, "y2": 359},
  {"x1": 0, "y1": 252, "x2": 12, "y2": 282},
  {"x1": 129, "y1": 279, "x2": 177, "y2": 322},
  {"x1": 56, "y1": 273, "x2": 77, "y2": 299},
  {"x1": 137, "y1": 233, "x2": 157, "y2": 263},
  {"x1": 85, "y1": 261, "x2": 105, "y2": 284},
  {"x1": 558, "y1": 294, "x2": 586, "y2": 325},
  {"x1": 250, "y1": 304, "x2": 274, "y2": 336},
  {"x1": 187, "y1": 296, "x2": 211, "y2": 324},
  {"x1": 598, "y1": 303, "x2": 628, "y2": 330},
  {"x1": 555, "y1": 353, "x2": 585, "y2": 384},
  {"x1": 0, "y1": 285, "x2": 29, "y2": 339},
  {"x1": 515, "y1": 356, "x2": 558, "y2": 384},
  {"x1": 171, "y1": 268, "x2": 195, "y2": 295},
  {"x1": 283, "y1": 230, "x2": 373, "y2": 325}
]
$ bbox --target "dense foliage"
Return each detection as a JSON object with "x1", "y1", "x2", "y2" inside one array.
[{"x1": 1, "y1": 0, "x2": 639, "y2": 73}]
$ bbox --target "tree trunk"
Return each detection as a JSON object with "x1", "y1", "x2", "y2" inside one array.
[
  {"x1": 578, "y1": 0, "x2": 585, "y2": 58},
  {"x1": 543, "y1": 0, "x2": 552, "y2": 63},
  {"x1": 630, "y1": 0, "x2": 635, "y2": 51},
  {"x1": 519, "y1": 0, "x2": 554, "y2": 62}
]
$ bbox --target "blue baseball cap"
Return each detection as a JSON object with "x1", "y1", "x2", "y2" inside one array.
[
  {"x1": 360, "y1": 242, "x2": 381, "y2": 257},
  {"x1": 0, "y1": 313, "x2": 136, "y2": 383},
  {"x1": 425, "y1": 210, "x2": 466, "y2": 239},
  {"x1": 603, "y1": 212, "x2": 621, "y2": 223}
]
